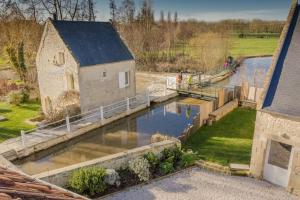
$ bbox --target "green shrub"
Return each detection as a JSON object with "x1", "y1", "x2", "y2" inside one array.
[
  {"x1": 20, "y1": 88, "x2": 29, "y2": 103},
  {"x1": 179, "y1": 151, "x2": 198, "y2": 168},
  {"x1": 143, "y1": 152, "x2": 159, "y2": 172},
  {"x1": 159, "y1": 161, "x2": 174, "y2": 175},
  {"x1": 128, "y1": 157, "x2": 150, "y2": 182},
  {"x1": 161, "y1": 146, "x2": 183, "y2": 166},
  {"x1": 7, "y1": 89, "x2": 29, "y2": 105},
  {"x1": 68, "y1": 167, "x2": 107, "y2": 197},
  {"x1": 7, "y1": 91, "x2": 23, "y2": 105}
]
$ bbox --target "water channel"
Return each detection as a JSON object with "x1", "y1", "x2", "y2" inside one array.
[
  {"x1": 15, "y1": 98, "x2": 207, "y2": 175},
  {"x1": 15, "y1": 57, "x2": 272, "y2": 175},
  {"x1": 218, "y1": 56, "x2": 272, "y2": 88}
]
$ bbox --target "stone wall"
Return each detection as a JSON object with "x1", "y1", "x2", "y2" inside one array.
[
  {"x1": 209, "y1": 99, "x2": 239, "y2": 122},
  {"x1": 250, "y1": 110, "x2": 300, "y2": 195},
  {"x1": 35, "y1": 139, "x2": 180, "y2": 187},
  {"x1": 36, "y1": 21, "x2": 80, "y2": 114},
  {"x1": 79, "y1": 60, "x2": 136, "y2": 112}
]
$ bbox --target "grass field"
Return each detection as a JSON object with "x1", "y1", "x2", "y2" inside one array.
[
  {"x1": 230, "y1": 37, "x2": 279, "y2": 57},
  {"x1": 183, "y1": 108, "x2": 257, "y2": 166},
  {"x1": 0, "y1": 102, "x2": 40, "y2": 142}
]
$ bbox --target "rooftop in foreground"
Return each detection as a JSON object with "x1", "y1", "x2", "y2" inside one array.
[
  {"x1": 262, "y1": 5, "x2": 300, "y2": 117},
  {"x1": 0, "y1": 166, "x2": 84, "y2": 200}
]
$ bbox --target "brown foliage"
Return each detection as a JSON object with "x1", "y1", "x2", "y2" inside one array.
[{"x1": 45, "y1": 91, "x2": 81, "y2": 123}]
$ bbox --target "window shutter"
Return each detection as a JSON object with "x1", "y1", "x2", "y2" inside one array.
[{"x1": 119, "y1": 72, "x2": 125, "y2": 88}]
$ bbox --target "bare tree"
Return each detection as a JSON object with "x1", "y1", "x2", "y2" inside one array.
[
  {"x1": 159, "y1": 10, "x2": 164, "y2": 24},
  {"x1": 119, "y1": 0, "x2": 135, "y2": 24},
  {"x1": 109, "y1": 0, "x2": 117, "y2": 25}
]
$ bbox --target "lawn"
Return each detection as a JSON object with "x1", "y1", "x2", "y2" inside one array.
[
  {"x1": 0, "y1": 102, "x2": 40, "y2": 142},
  {"x1": 183, "y1": 108, "x2": 256, "y2": 166},
  {"x1": 230, "y1": 37, "x2": 279, "y2": 57}
]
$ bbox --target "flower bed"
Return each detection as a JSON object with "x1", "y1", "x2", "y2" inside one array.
[{"x1": 65, "y1": 146, "x2": 198, "y2": 199}]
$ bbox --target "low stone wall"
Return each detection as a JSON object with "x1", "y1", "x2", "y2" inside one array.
[
  {"x1": 209, "y1": 99, "x2": 239, "y2": 122},
  {"x1": 179, "y1": 101, "x2": 214, "y2": 142},
  {"x1": 35, "y1": 139, "x2": 180, "y2": 187},
  {"x1": 195, "y1": 160, "x2": 231, "y2": 175},
  {"x1": 240, "y1": 100, "x2": 257, "y2": 109}
]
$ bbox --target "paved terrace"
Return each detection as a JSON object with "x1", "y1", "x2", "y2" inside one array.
[{"x1": 105, "y1": 168, "x2": 297, "y2": 200}]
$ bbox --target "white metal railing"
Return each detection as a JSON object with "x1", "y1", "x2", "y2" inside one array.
[{"x1": 12, "y1": 89, "x2": 165, "y2": 149}]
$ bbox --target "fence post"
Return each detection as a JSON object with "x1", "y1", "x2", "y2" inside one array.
[
  {"x1": 66, "y1": 116, "x2": 71, "y2": 133},
  {"x1": 126, "y1": 97, "x2": 130, "y2": 111},
  {"x1": 146, "y1": 89, "x2": 150, "y2": 107},
  {"x1": 100, "y1": 106, "x2": 104, "y2": 120},
  {"x1": 21, "y1": 130, "x2": 26, "y2": 148},
  {"x1": 164, "y1": 85, "x2": 167, "y2": 96}
]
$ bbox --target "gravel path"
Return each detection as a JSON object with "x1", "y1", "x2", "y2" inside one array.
[{"x1": 104, "y1": 168, "x2": 297, "y2": 200}]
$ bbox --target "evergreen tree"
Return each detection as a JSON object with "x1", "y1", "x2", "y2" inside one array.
[{"x1": 6, "y1": 42, "x2": 27, "y2": 81}]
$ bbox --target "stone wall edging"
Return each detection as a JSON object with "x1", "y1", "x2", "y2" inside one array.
[{"x1": 34, "y1": 139, "x2": 180, "y2": 187}]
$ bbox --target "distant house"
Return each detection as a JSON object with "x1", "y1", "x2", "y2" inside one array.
[
  {"x1": 250, "y1": 1, "x2": 300, "y2": 195},
  {"x1": 36, "y1": 19, "x2": 136, "y2": 114}
]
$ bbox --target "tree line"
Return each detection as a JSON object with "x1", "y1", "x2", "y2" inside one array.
[{"x1": 0, "y1": 0, "x2": 285, "y2": 76}]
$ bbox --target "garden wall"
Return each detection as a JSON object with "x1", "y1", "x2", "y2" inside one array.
[
  {"x1": 209, "y1": 99, "x2": 239, "y2": 122},
  {"x1": 35, "y1": 139, "x2": 180, "y2": 187}
]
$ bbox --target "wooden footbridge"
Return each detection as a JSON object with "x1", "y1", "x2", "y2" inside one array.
[{"x1": 176, "y1": 87, "x2": 219, "y2": 101}]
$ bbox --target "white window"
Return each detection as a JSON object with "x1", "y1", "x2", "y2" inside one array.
[{"x1": 119, "y1": 71, "x2": 130, "y2": 88}]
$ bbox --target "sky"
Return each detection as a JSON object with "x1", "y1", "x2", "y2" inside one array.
[{"x1": 95, "y1": 0, "x2": 292, "y2": 22}]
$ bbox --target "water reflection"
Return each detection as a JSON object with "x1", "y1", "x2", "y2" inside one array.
[
  {"x1": 16, "y1": 98, "x2": 201, "y2": 175},
  {"x1": 218, "y1": 57, "x2": 272, "y2": 87}
]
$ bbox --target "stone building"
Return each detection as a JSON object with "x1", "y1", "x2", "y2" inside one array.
[
  {"x1": 36, "y1": 20, "x2": 136, "y2": 114},
  {"x1": 250, "y1": 1, "x2": 300, "y2": 195}
]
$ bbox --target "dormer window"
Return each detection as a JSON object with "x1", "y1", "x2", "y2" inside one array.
[{"x1": 53, "y1": 52, "x2": 65, "y2": 66}]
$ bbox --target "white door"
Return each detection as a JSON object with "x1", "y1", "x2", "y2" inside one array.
[{"x1": 263, "y1": 140, "x2": 293, "y2": 187}]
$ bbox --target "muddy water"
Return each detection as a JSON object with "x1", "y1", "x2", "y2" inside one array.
[{"x1": 15, "y1": 98, "x2": 210, "y2": 175}]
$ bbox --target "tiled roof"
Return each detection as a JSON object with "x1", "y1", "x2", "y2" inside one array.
[
  {"x1": 52, "y1": 20, "x2": 134, "y2": 67},
  {"x1": 0, "y1": 166, "x2": 84, "y2": 200},
  {"x1": 263, "y1": 5, "x2": 300, "y2": 117}
]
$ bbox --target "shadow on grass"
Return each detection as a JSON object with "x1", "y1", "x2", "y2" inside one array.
[
  {"x1": 18, "y1": 103, "x2": 40, "y2": 112},
  {"x1": 0, "y1": 127, "x2": 19, "y2": 142},
  {"x1": 0, "y1": 108, "x2": 12, "y2": 114}
]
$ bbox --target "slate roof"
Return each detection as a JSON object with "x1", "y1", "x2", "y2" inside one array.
[
  {"x1": 0, "y1": 166, "x2": 84, "y2": 200},
  {"x1": 262, "y1": 5, "x2": 300, "y2": 117},
  {"x1": 52, "y1": 20, "x2": 134, "y2": 67}
]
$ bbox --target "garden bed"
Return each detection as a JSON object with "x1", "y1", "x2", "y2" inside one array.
[{"x1": 64, "y1": 146, "x2": 198, "y2": 199}]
